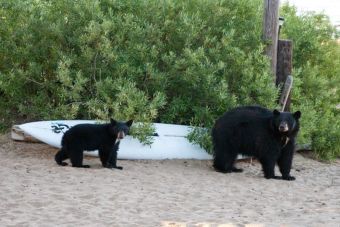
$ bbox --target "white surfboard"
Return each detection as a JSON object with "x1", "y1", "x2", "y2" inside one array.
[{"x1": 14, "y1": 120, "x2": 213, "y2": 160}]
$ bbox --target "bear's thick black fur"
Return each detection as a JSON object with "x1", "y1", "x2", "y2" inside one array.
[
  {"x1": 55, "y1": 119, "x2": 133, "y2": 169},
  {"x1": 212, "y1": 106, "x2": 301, "y2": 180}
]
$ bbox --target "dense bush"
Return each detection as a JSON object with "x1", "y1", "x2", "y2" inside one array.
[
  {"x1": 1, "y1": 0, "x2": 338, "y2": 159},
  {"x1": 280, "y1": 4, "x2": 340, "y2": 159},
  {"x1": 0, "y1": 0, "x2": 277, "y2": 141}
]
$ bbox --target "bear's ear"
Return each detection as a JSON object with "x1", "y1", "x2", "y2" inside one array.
[
  {"x1": 273, "y1": 109, "x2": 280, "y2": 116},
  {"x1": 110, "y1": 118, "x2": 117, "y2": 125},
  {"x1": 126, "y1": 119, "x2": 133, "y2": 127},
  {"x1": 293, "y1": 111, "x2": 301, "y2": 120}
]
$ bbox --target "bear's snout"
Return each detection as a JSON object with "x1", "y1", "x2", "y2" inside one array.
[
  {"x1": 117, "y1": 131, "x2": 125, "y2": 139},
  {"x1": 279, "y1": 122, "x2": 289, "y2": 132}
]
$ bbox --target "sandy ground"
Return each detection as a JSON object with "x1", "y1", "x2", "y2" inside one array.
[{"x1": 0, "y1": 133, "x2": 339, "y2": 227}]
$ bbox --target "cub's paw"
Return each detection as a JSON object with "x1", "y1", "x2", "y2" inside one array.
[
  {"x1": 72, "y1": 164, "x2": 91, "y2": 168},
  {"x1": 270, "y1": 175, "x2": 296, "y2": 181},
  {"x1": 105, "y1": 164, "x2": 123, "y2": 170},
  {"x1": 265, "y1": 175, "x2": 281, "y2": 180},
  {"x1": 282, "y1": 175, "x2": 296, "y2": 181}
]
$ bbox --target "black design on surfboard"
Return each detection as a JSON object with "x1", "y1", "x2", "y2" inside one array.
[{"x1": 51, "y1": 123, "x2": 70, "y2": 134}]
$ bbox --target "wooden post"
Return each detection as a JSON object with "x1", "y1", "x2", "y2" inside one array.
[
  {"x1": 279, "y1": 75, "x2": 293, "y2": 111},
  {"x1": 276, "y1": 40, "x2": 292, "y2": 86},
  {"x1": 276, "y1": 39, "x2": 293, "y2": 111},
  {"x1": 263, "y1": 0, "x2": 280, "y2": 79}
]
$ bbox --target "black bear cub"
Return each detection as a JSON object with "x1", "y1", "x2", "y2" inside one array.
[
  {"x1": 212, "y1": 106, "x2": 301, "y2": 180},
  {"x1": 55, "y1": 119, "x2": 133, "y2": 169}
]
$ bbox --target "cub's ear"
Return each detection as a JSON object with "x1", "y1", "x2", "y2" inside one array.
[
  {"x1": 126, "y1": 119, "x2": 133, "y2": 127},
  {"x1": 273, "y1": 109, "x2": 280, "y2": 116},
  {"x1": 110, "y1": 118, "x2": 117, "y2": 125},
  {"x1": 293, "y1": 111, "x2": 301, "y2": 120}
]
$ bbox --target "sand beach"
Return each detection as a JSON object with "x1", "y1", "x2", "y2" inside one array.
[{"x1": 0, "y1": 133, "x2": 339, "y2": 227}]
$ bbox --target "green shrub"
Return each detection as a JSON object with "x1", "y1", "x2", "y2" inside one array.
[
  {"x1": 0, "y1": 0, "x2": 277, "y2": 138},
  {"x1": 280, "y1": 4, "x2": 340, "y2": 159}
]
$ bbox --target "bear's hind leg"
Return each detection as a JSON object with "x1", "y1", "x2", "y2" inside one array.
[
  {"x1": 70, "y1": 149, "x2": 90, "y2": 168},
  {"x1": 99, "y1": 148, "x2": 109, "y2": 167},
  {"x1": 55, "y1": 148, "x2": 69, "y2": 166},
  {"x1": 213, "y1": 145, "x2": 241, "y2": 173}
]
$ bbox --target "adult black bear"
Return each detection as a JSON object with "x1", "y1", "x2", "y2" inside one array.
[
  {"x1": 55, "y1": 119, "x2": 133, "y2": 169},
  {"x1": 212, "y1": 106, "x2": 301, "y2": 180}
]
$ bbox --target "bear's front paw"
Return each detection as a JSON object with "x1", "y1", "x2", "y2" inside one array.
[
  {"x1": 282, "y1": 175, "x2": 295, "y2": 181},
  {"x1": 105, "y1": 164, "x2": 123, "y2": 170},
  {"x1": 265, "y1": 175, "x2": 281, "y2": 180}
]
